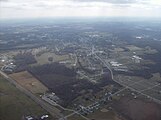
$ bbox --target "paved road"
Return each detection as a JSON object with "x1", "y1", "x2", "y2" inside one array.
[
  {"x1": 94, "y1": 54, "x2": 114, "y2": 79},
  {"x1": 94, "y1": 53, "x2": 161, "y2": 105},
  {"x1": 0, "y1": 71, "x2": 62, "y2": 119},
  {"x1": 116, "y1": 79, "x2": 161, "y2": 105}
]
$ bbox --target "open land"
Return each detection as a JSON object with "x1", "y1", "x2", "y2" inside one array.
[
  {"x1": 113, "y1": 96, "x2": 161, "y2": 120},
  {"x1": 0, "y1": 19, "x2": 161, "y2": 120},
  {"x1": 9, "y1": 71, "x2": 48, "y2": 94},
  {"x1": 35, "y1": 52, "x2": 70, "y2": 65},
  {"x1": 0, "y1": 75, "x2": 49, "y2": 120}
]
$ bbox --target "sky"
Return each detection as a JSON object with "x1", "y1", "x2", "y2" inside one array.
[{"x1": 0, "y1": 0, "x2": 161, "y2": 19}]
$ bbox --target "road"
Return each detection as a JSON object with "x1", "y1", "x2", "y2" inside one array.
[
  {"x1": 42, "y1": 93, "x2": 90, "y2": 120},
  {"x1": 0, "y1": 70, "x2": 90, "y2": 120},
  {"x1": 94, "y1": 53, "x2": 114, "y2": 79},
  {"x1": 77, "y1": 70, "x2": 96, "y2": 83},
  {"x1": 0, "y1": 70, "x2": 62, "y2": 119},
  {"x1": 94, "y1": 53, "x2": 161, "y2": 105}
]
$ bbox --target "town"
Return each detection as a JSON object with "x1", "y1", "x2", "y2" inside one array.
[{"x1": 0, "y1": 19, "x2": 161, "y2": 120}]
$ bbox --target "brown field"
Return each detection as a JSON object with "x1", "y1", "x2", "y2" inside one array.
[
  {"x1": 114, "y1": 97, "x2": 161, "y2": 120},
  {"x1": 87, "y1": 109, "x2": 123, "y2": 120},
  {"x1": 68, "y1": 114, "x2": 86, "y2": 120},
  {"x1": 0, "y1": 62, "x2": 4, "y2": 67},
  {"x1": 9, "y1": 71, "x2": 48, "y2": 94}
]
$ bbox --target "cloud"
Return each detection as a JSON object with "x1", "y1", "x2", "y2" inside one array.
[
  {"x1": 74, "y1": 0, "x2": 138, "y2": 4},
  {"x1": 0, "y1": 0, "x2": 161, "y2": 19},
  {"x1": 0, "y1": 0, "x2": 113, "y2": 9}
]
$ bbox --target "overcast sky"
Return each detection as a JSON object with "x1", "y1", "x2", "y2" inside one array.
[{"x1": 0, "y1": 0, "x2": 161, "y2": 19}]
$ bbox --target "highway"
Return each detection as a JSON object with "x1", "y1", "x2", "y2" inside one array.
[
  {"x1": 0, "y1": 70, "x2": 62, "y2": 119},
  {"x1": 94, "y1": 53, "x2": 114, "y2": 79}
]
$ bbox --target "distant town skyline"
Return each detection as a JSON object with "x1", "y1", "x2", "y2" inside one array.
[{"x1": 0, "y1": 0, "x2": 161, "y2": 19}]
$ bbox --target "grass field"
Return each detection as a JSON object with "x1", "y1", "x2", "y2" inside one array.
[
  {"x1": 35, "y1": 52, "x2": 70, "y2": 65},
  {"x1": 0, "y1": 75, "x2": 48, "y2": 120},
  {"x1": 9, "y1": 71, "x2": 48, "y2": 94},
  {"x1": 125, "y1": 45, "x2": 142, "y2": 51},
  {"x1": 114, "y1": 73, "x2": 161, "y2": 100}
]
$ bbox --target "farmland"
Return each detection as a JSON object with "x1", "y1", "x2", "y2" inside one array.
[
  {"x1": 87, "y1": 109, "x2": 123, "y2": 120},
  {"x1": 1, "y1": 19, "x2": 161, "y2": 120},
  {"x1": 113, "y1": 96, "x2": 161, "y2": 120},
  {"x1": 114, "y1": 73, "x2": 161, "y2": 100},
  {"x1": 0, "y1": 75, "x2": 48, "y2": 120},
  {"x1": 9, "y1": 71, "x2": 48, "y2": 94}
]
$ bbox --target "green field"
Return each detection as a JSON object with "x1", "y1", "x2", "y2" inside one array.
[
  {"x1": 0, "y1": 75, "x2": 48, "y2": 120},
  {"x1": 35, "y1": 52, "x2": 70, "y2": 65}
]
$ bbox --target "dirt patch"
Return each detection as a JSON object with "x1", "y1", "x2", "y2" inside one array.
[
  {"x1": 113, "y1": 97, "x2": 161, "y2": 120},
  {"x1": 101, "y1": 108, "x2": 109, "y2": 112},
  {"x1": 9, "y1": 71, "x2": 48, "y2": 94}
]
